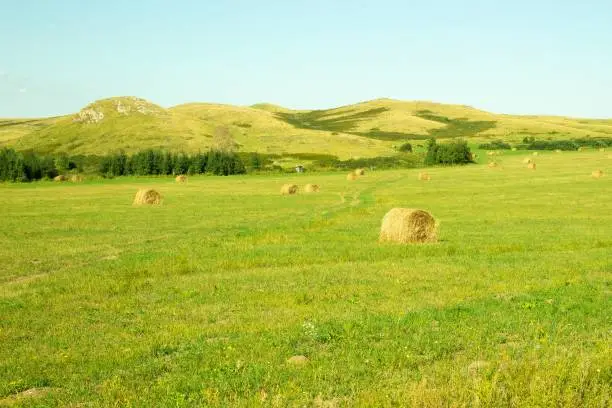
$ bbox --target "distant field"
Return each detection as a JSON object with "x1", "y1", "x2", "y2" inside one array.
[{"x1": 0, "y1": 150, "x2": 610, "y2": 406}]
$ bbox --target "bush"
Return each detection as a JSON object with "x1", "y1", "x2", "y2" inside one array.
[
  {"x1": 515, "y1": 137, "x2": 612, "y2": 151},
  {"x1": 398, "y1": 142, "x2": 413, "y2": 153},
  {"x1": 478, "y1": 140, "x2": 511, "y2": 150},
  {"x1": 425, "y1": 139, "x2": 473, "y2": 166}
]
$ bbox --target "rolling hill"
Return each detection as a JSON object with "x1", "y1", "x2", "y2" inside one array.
[{"x1": 2, "y1": 96, "x2": 611, "y2": 159}]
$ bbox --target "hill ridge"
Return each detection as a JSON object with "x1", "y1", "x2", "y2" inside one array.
[{"x1": 1, "y1": 96, "x2": 611, "y2": 157}]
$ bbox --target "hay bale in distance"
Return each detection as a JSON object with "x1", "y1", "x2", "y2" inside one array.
[
  {"x1": 175, "y1": 175, "x2": 187, "y2": 183},
  {"x1": 347, "y1": 173, "x2": 358, "y2": 181},
  {"x1": 303, "y1": 184, "x2": 320, "y2": 193},
  {"x1": 53, "y1": 175, "x2": 68, "y2": 182},
  {"x1": 592, "y1": 169, "x2": 604, "y2": 178},
  {"x1": 527, "y1": 162, "x2": 536, "y2": 170},
  {"x1": 133, "y1": 189, "x2": 162, "y2": 205},
  {"x1": 280, "y1": 184, "x2": 298, "y2": 195},
  {"x1": 418, "y1": 172, "x2": 431, "y2": 181},
  {"x1": 70, "y1": 174, "x2": 84, "y2": 183},
  {"x1": 379, "y1": 208, "x2": 437, "y2": 244},
  {"x1": 354, "y1": 168, "x2": 366, "y2": 176}
]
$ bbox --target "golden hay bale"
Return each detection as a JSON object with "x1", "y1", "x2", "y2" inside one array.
[
  {"x1": 133, "y1": 189, "x2": 162, "y2": 205},
  {"x1": 488, "y1": 162, "x2": 498, "y2": 168},
  {"x1": 303, "y1": 184, "x2": 320, "y2": 193},
  {"x1": 280, "y1": 184, "x2": 298, "y2": 195},
  {"x1": 527, "y1": 162, "x2": 536, "y2": 170},
  {"x1": 347, "y1": 173, "x2": 358, "y2": 181},
  {"x1": 70, "y1": 174, "x2": 84, "y2": 182},
  {"x1": 591, "y1": 169, "x2": 604, "y2": 178},
  {"x1": 175, "y1": 175, "x2": 187, "y2": 183},
  {"x1": 522, "y1": 158, "x2": 533, "y2": 164},
  {"x1": 418, "y1": 172, "x2": 431, "y2": 181},
  {"x1": 354, "y1": 168, "x2": 366, "y2": 176},
  {"x1": 53, "y1": 175, "x2": 68, "y2": 182},
  {"x1": 379, "y1": 208, "x2": 437, "y2": 244}
]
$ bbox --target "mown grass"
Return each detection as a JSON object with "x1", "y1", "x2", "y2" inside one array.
[{"x1": 0, "y1": 151, "x2": 611, "y2": 407}]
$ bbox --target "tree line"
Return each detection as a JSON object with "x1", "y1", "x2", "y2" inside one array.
[{"x1": 0, "y1": 148, "x2": 247, "y2": 182}]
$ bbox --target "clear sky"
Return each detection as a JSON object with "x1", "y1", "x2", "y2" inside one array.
[{"x1": 1, "y1": 0, "x2": 611, "y2": 118}]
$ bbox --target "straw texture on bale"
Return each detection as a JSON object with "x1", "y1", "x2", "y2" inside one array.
[
  {"x1": 354, "y1": 168, "x2": 366, "y2": 176},
  {"x1": 347, "y1": 173, "x2": 358, "y2": 181},
  {"x1": 133, "y1": 189, "x2": 162, "y2": 205},
  {"x1": 418, "y1": 172, "x2": 431, "y2": 181},
  {"x1": 53, "y1": 175, "x2": 68, "y2": 182},
  {"x1": 303, "y1": 184, "x2": 320, "y2": 193},
  {"x1": 280, "y1": 184, "x2": 298, "y2": 195},
  {"x1": 175, "y1": 175, "x2": 187, "y2": 183},
  {"x1": 592, "y1": 169, "x2": 604, "y2": 178},
  {"x1": 527, "y1": 162, "x2": 536, "y2": 170},
  {"x1": 488, "y1": 162, "x2": 498, "y2": 168},
  {"x1": 379, "y1": 208, "x2": 437, "y2": 244},
  {"x1": 522, "y1": 158, "x2": 533, "y2": 164}
]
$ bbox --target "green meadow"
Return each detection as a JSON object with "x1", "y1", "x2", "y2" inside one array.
[{"x1": 1, "y1": 150, "x2": 610, "y2": 406}]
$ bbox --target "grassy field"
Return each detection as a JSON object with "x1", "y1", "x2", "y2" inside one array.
[
  {"x1": 0, "y1": 150, "x2": 610, "y2": 407},
  {"x1": 2, "y1": 97, "x2": 612, "y2": 158}
]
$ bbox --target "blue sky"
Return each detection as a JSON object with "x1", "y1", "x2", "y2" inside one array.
[{"x1": 1, "y1": 0, "x2": 611, "y2": 118}]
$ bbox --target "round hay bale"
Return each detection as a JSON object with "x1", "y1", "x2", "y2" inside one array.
[
  {"x1": 133, "y1": 189, "x2": 162, "y2": 205},
  {"x1": 488, "y1": 162, "x2": 498, "y2": 168},
  {"x1": 303, "y1": 184, "x2": 320, "y2": 193},
  {"x1": 354, "y1": 168, "x2": 366, "y2": 176},
  {"x1": 418, "y1": 172, "x2": 431, "y2": 181},
  {"x1": 53, "y1": 175, "x2": 68, "y2": 182},
  {"x1": 527, "y1": 162, "x2": 536, "y2": 170},
  {"x1": 175, "y1": 175, "x2": 187, "y2": 183},
  {"x1": 591, "y1": 169, "x2": 604, "y2": 178},
  {"x1": 379, "y1": 208, "x2": 437, "y2": 244},
  {"x1": 347, "y1": 173, "x2": 358, "y2": 181},
  {"x1": 280, "y1": 184, "x2": 298, "y2": 195},
  {"x1": 70, "y1": 174, "x2": 84, "y2": 183},
  {"x1": 522, "y1": 158, "x2": 533, "y2": 164}
]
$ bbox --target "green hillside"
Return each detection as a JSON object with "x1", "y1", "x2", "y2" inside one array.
[{"x1": 2, "y1": 96, "x2": 611, "y2": 158}]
